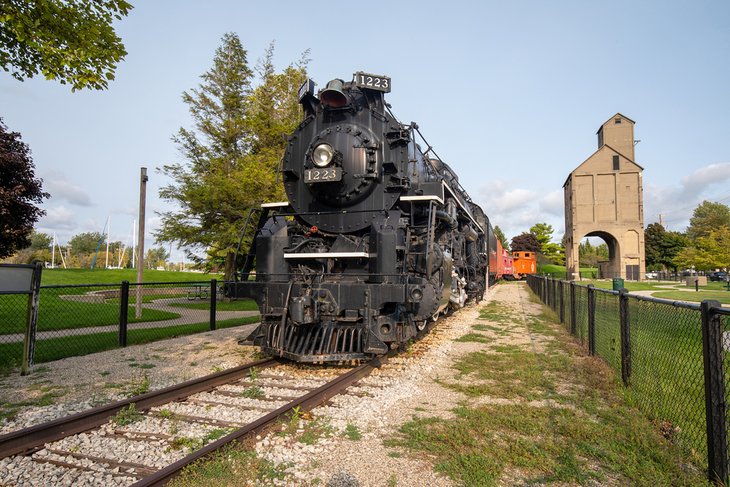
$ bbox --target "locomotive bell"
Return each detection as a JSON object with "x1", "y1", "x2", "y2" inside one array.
[{"x1": 319, "y1": 79, "x2": 348, "y2": 108}]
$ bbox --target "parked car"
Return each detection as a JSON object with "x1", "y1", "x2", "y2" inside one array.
[
  {"x1": 645, "y1": 272, "x2": 658, "y2": 279},
  {"x1": 709, "y1": 271, "x2": 728, "y2": 282}
]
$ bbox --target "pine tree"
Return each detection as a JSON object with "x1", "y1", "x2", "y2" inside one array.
[{"x1": 156, "y1": 34, "x2": 307, "y2": 280}]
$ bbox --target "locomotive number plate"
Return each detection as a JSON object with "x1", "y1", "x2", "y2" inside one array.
[
  {"x1": 353, "y1": 72, "x2": 391, "y2": 93},
  {"x1": 304, "y1": 167, "x2": 342, "y2": 183}
]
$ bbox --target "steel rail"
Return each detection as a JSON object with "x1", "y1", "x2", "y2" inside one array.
[
  {"x1": 0, "y1": 357, "x2": 278, "y2": 458},
  {"x1": 132, "y1": 356, "x2": 387, "y2": 487}
]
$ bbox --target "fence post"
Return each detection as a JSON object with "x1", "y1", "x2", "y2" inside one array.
[
  {"x1": 570, "y1": 282, "x2": 576, "y2": 335},
  {"x1": 548, "y1": 276, "x2": 555, "y2": 309},
  {"x1": 119, "y1": 281, "x2": 129, "y2": 347},
  {"x1": 21, "y1": 262, "x2": 42, "y2": 376},
  {"x1": 587, "y1": 284, "x2": 596, "y2": 355},
  {"x1": 619, "y1": 288, "x2": 631, "y2": 385},
  {"x1": 559, "y1": 280, "x2": 565, "y2": 323},
  {"x1": 701, "y1": 299, "x2": 728, "y2": 485},
  {"x1": 210, "y1": 279, "x2": 217, "y2": 331},
  {"x1": 547, "y1": 277, "x2": 551, "y2": 307}
]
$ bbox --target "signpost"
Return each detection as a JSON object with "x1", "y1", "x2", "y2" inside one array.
[{"x1": 0, "y1": 263, "x2": 42, "y2": 375}]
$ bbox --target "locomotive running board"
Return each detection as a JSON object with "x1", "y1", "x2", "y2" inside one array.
[{"x1": 283, "y1": 252, "x2": 375, "y2": 259}]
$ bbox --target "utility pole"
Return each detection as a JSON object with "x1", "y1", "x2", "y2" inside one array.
[{"x1": 135, "y1": 168, "x2": 148, "y2": 319}]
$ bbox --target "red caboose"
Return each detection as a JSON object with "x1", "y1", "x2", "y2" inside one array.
[
  {"x1": 494, "y1": 240, "x2": 515, "y2": 280},
  {"x1": 512, "y1": 251, "x2": 537, "y2": 278}
]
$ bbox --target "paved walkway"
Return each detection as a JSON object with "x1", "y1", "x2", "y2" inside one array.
[{"x1": 1, "y1": 297, "x2": 260, "y2": 344}]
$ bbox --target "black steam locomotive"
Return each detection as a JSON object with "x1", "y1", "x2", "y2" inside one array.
[{"x1": 230, "y1": 72, "x2": 495, "y2": 362}]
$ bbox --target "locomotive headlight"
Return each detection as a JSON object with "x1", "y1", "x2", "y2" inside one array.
[{"x1": 311, "y1": 143, "x2": 335, "y2": 167}]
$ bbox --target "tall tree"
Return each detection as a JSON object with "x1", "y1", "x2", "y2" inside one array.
[
  {"x1": 29, "y1": 231, "x2": 52, "y2": 250},
  {"x1": 0, "y1": 118, "x2": 49, "y2": 259},
  {"x1": 529, "y1": 222, "x2": 553, "y2": 248},
  {"x1": 156, "y1": 35, "x2": 307, "y2": 280},
  {"x1": 145, "y1": 246, "x2": 169, "y2": 269},
  {"x1": 645, "y1": 222, "x2": 689, "y2": 271},
  {"x1": 529, "y1": 222, "x2": 564, "y2": 264},
  {"x1": 0, "y1": 0, "x2": 132, "y2": 90},
  {"x1": 687, "y1": 201, "x2": 730, "y2": 241},
  {"x1": 493, "y1": 225, "x2": 508, "y2": 250},
  {"x1": 68, "y1": 231, "x2": 104, "y2": 255},
  {"x1": 511, "y1": 233, "x2": 541, "y2": 253},
  {"x1": 674, "y1": 227, "x2": 730, "y2": 271}
]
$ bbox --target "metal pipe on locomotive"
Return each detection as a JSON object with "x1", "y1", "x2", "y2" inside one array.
[{"x1": 228, "y1": 72, "x2": 496, "y2": 363}]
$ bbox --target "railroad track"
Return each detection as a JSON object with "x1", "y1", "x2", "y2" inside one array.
[{"x1": 0, "y1": 357, "x2": 385, "y2": 486}]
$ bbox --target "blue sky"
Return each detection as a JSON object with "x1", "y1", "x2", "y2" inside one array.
[{"x1": 2, "y1": 0, "x2": 729, "y2": 260}]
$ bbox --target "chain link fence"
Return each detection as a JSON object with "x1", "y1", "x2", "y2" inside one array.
[
  {"x1": 527, "y1": 275, "x2": 730, "y2": 484},
  {"x1": 0, "y1": 279, "x2": 260, "y2": 373}
]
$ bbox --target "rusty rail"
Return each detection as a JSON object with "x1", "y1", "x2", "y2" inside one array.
[{"x1": 0, "y1": 357, "x2": 278, "y2": 458}]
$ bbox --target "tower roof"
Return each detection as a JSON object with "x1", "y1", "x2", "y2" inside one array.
[{"x1": 596, "y1": 113, "x2": 635, "y2": 134}]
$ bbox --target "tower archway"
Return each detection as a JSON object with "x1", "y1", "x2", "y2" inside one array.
[{"x1": 564, "y1": 113, "x2": 645, "y2": 281}]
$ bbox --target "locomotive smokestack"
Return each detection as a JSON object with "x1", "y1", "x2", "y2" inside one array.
[{"x1": 319, "y1": 79, "x2": 348, "y2": 108}]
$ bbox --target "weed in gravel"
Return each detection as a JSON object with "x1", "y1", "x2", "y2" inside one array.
[
  {"x1": 211, "y1": 365, "x2": 223, "y2": 373},
  {"x1": 31, "y1": 366, "x2": 50, "y2": 374},
  {"x1": 387, "y1": 473, "x2": 398, "y2": 486},
  {"x1": 170, "y1": 428, "x2": 229, "y2": 451},
  {"x1": 298, "y1": 417, "x2": 335, "y2": 445},
  {"x1": 344, "y1": 423, "x2": 362, "y2": 441},
  {"x1": 100, "y1": 371, "x2": 111, "y2": 377},
  {"x1": 103, "y1": 382, "x2": 124, "y2": 389},
  {"x1": 455, "y1": 333, "x2": 493, "y2": 344},
  {"x1": 168, "y1": 446, "x2": 288, "y2": 486},
  {"x1": 478, "y1": 301, "x2": 515, "y2": 323},
  {"x1": 251, "y1": 350, "x2": 271, "y2": 360},
  {"x1": 126, "y1": 375, "x2": 150, "y2": 397},
  {"x1": 248, "y1": 367, "x2": 259, "y2": 382},
  {"x1": 0, "y1": 387, "x2": 65, "y2": 422},
  {"x1": 138, "y1": 363, "x2": 156, "y2": 369},
  {"x1": 159, "y1": 408, "x2": 178, "y2": 420},
  {"x1": 387, "y1": 451, "x2": 402, "y2": 458},
  {"x1": 112, "y1": 403, "x2": 143, "y2": 426},
  {"x1": 188, "y1": 361, "x2": 197, "y2": 367},
  {"x1": 242, "y1": 385, "x2": 264, "y2": 399},
  {"x1": 472, "y1": 324, "x2": 501, "y2": 332}
]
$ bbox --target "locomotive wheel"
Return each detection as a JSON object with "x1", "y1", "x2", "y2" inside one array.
[{"x1": 416, "y1": 320, "x2": 427, "y2": 331}]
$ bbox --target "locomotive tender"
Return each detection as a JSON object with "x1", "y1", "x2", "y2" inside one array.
[{"x1": 230, "y1": 72, "x2": 498, "y2": 362}]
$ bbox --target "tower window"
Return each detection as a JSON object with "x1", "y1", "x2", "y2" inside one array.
[
  {"x1": 613, "y1": 155, "x2": 620, "y2": 170},
  {"x1": 615, "y1": 118, "x2": 622, "y2": 124}
]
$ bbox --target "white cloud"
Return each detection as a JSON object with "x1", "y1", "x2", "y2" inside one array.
[
  {"x1": 41, "y1": 170, "x2": 92, "y2": 206},
  {"x1": 680, "y1": 163, "x2": 730, "y2": 198},
  {"x1": 539, "y1": 189, "x2": 564, "y2": 216},
  {"x1": 476, "y1": 180, "x2": 564, "y2": 242},
  {"x1": 38, "y1": 206, "x2": 76, "y2": 230},
  {"x1": 644, "y1": 162, "x2": 730, "y2": 232}
]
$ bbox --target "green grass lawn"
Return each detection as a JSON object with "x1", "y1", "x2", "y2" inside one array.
[
  {"x1": 0, "y1": 291, "x2": 180, "y2": 335},
  {"x1": 582, "y1": 279, "x2": 730, "y2": 299},
  {"x1": 538, "y1": 264, "x2": 597, "y2": 279},
  {"x1": 40, "y1": 268, "x2": 222, "y2": 286},
  {"x1": 0, "y1": 315, "x2": 261, "y2": 370},
  {"x1": 650, "y1": 289, "x2": 730, "y2": 305}
]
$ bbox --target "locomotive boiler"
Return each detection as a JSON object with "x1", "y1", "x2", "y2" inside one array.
[{"x1": 229, "y1": 72, "x2": 495, "y2": 362}]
